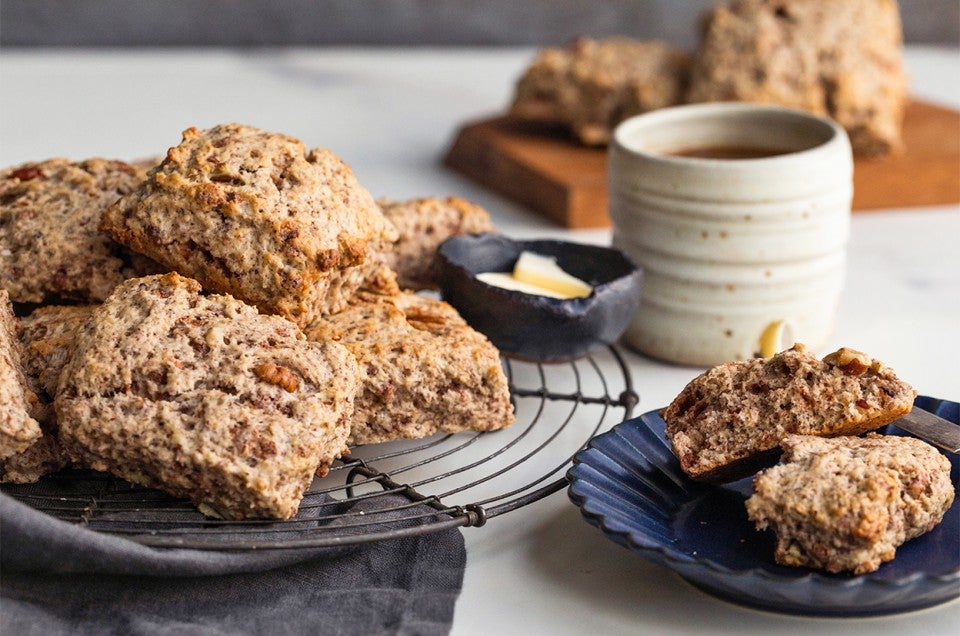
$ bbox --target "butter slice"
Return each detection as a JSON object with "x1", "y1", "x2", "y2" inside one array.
[
  {"x1": 512, "y1": 252, "x2": 592, "y2": 298},
  {"x1": 476, "y1": 272, "x2": 570, "y2": 299}
]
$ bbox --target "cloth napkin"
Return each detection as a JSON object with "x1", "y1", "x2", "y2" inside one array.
[{"x1": 0, "y1": 488, "x2": 466, "y2": 636}]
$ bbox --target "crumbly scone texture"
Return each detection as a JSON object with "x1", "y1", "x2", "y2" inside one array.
[
  {"x1": 746, "y1": 433, "x2": 954, "y2": 574},
  {"x1": 510, "y1": 37, "x2": 690, "y2": 146},
  {"x1": 0, "y1": 290, "x2": 43, "y2": 461},
  {"x1": 662, "y1": 344, "x2": 917, "y2": 482},
  {"x1": 0, "y1": 434, "x2": 65, "y2": 484},
  {"x1": 306, "y1": 290, "x2": 514, "y2": 445},
  {"x1": 0, "y1": 304, "x2": 92, "y2": 482},
  {"x1": 100, "y1": 123, "x2": 399, "y2": 326},
  {"x1": 55, "y1": 273, "x2": 360, "y2": 520},
  {"x1": 686, "y1": 0, "x2": 907, "y2": 156},
  {"x1": 20, "y1": 304, "x2": 96, "y2": 403},
  {"x1": 0, "y1": 158, "x2": 162, "y2": 303},
  {"x1": 378, "y1": 196, "x2": 496, "y2": 291}
]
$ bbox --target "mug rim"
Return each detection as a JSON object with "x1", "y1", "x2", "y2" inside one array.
[{"x1": 611, "y1": 102, "x2": 848, "y2": 166}]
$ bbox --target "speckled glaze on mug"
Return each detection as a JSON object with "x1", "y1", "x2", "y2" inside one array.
[{"x1": 608, "y1": 103, "x2": 853, "y2": 366}]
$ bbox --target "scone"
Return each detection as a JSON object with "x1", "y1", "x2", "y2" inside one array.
[
  {"x1": 746, "y1": 433, "x2": 955, "y2": 574},
  {"x1": 0, "y1": 305, "x2": 94, "y2": 483},
  {"x1": 662, "y1": 344, "x2": 916, "y2": 482},
  {"x1": 100, "y1": 124, "x2": 399, "y2": 327},
  {"x1": 306, "y1": 290, "x2": 514, "y2": 445},
  {"x1": 0, "y1": 290, "x2": 43, "y2": 461},
  {"x1": 687, "y1": 0, "x2": 907, "y2": 156},
  {"x1": 511, "y1": 37, "x2": 690, "y2": 146},
  {"x1": 378, "y1": 196, "x2": 495, "y2": 291},
  {"x1": 0, "y1": 158, "x2": 162, "y2": 303},
  {"x1": 55, "y1": 273, "x2": 360, "y2": 520}
]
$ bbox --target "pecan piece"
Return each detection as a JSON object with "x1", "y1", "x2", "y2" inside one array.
[{"x1": 253, "y1": 362, "x2": 300, "y2": 392}]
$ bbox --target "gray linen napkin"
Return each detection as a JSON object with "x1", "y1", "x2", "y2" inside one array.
[{"x1": 0, "y1": 489, "x2": 466, "y2": 636}]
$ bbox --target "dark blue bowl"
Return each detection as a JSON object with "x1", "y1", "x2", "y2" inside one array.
[
  {"x1": 567, "y1": 396, "x2": 960, "y2": 617},
  {"x1": 436, "y1": 233, "x2": 641, "y2": 363}
]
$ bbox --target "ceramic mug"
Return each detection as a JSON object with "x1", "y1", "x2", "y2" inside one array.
[{"x1": 608, "y1": 103, "x2": 853, "y2": 366}]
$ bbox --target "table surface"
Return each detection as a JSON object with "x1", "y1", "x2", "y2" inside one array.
[{"x1": 1, "y1": 45, "x2": 958, "y2": 635}]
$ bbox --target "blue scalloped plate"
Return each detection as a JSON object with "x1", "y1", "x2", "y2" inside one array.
[{"x1": 567, "y1": 396, "x2": 960, "y2": 617}]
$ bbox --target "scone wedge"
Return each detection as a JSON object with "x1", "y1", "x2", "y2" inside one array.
[
  {"x1": 55, "y1": 273, "x2": 359, "y2": 520},
  {"x1": 0, "y1": 304, "x2": 91, "y2": 483},
  {"x1": 0, "y1": 158, "x2": 160, "y2": 304},
  {"x1": 746, "y1": 433, "x2": 954, "y2": 574},
  {"x1": 0, "y1": 290, "x2": 43, "y2": 462},
  {"x1": 662, "y1": 344, "x2": 916, "y2": 482},
  {"x1": 100, "y1": 123, "x2": 398, "y2": 326},
  {"x1": 306, "y1": 290, "x2": 514, "y2": 445},
  {"x1": 378, "y1": 196, "x2": 495, "y2": 291}
]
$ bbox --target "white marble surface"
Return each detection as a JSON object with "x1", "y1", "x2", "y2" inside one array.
[{"x1": 1, "y1": 46, "x2": 958, "y2": 634}]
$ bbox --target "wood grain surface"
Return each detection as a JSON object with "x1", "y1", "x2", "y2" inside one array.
[{"x1": 444, "y1": 100, "x2": 960, "y2": 228}]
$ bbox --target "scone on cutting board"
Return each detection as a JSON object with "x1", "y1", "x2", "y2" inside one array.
[
  {"x1": 661, "y1": 344, "x2": 916, "y2": 482},
  {"x1": 55, "y1": 273, "x2": 360, "y2": 520}
]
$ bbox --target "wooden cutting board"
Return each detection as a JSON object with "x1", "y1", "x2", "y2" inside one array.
[{"x1": 443, "y1": 100, "x2": 960, "y2": 228}]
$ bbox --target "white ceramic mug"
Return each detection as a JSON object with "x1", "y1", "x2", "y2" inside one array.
[{"x1": 608, "y1": 103, "x2": 853, "y2": 366}]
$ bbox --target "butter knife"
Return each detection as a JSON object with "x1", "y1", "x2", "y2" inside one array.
[{"x1": 892, "y1": 407, "x2": 960, "y2": 453}]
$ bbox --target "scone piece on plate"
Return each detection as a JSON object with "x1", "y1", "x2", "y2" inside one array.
[
  {"x1": 686, "y1": 0, "x2": 907, "y2": 156},
  {"x1": 0, "y1": 305, "x2": 95, "y2": 483},
  {"x1": 746, "y1": 433, "x2": 955, "y2": 574},
  {"x1": 0, "y1": 158, "x2": 161, "y2": 304},
  {"x1": 100, "y1": 123, "x2": 399, "y2": 327},
  {"x1": 510, "y1": 36, "x2": 690, "y2": 146},
  {"x1": 378, "y1": 196, "x2": 495, "y2": 291},
  {"x1": 662, "y1": 344, "x2": 916, "y2": 482},
  {"x1": 306, "y1": 290, "x2": 514, "y2": 445},
  {"x1": 55, "y1": 273, "x2": 360, "y2": 520},
  {"x1": 0, "y1": 290, "x2": 43, "y2": 462}
]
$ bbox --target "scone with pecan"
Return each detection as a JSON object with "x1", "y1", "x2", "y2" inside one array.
[
  {"x1": 100, "y1": 124, "x2": 399, "y2": 327},
  {"x1": 687, "y1": 0, "x2": 907, "y2": 156},
  {"x1": 662, "y1": 344, "x2": 916, "y2": 482},
  {"x1": 306, "y1": 290, "x2": 514, "y2": 445},
  {"x1": 55, "y1": 273, "x2": 360, "y2": 520},
  {"x1": 0, "y1": 158, "x2": 162, "y2": 304},
  {"x1": 0, "y1": 304, "x2": 92, "y2": 483},
  {"x1": 746, "y1": 433, "x2": 954, "y2": 574},
  {"x1": 511, "y1": 37, "x2": 690, "y2": 146},
  {"x1": 379, "y1": 196, "x2": 495, "y2": 291},
  {"x1": 0, "y1": 290, "x2": 43, "y2": 463}
]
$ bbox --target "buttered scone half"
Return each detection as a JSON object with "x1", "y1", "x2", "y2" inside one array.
[
  {"x1": 55, "y1": 273, "x2": 359, "y2": 520},
  {"x1": 746, "y1": 433, "x2": 954, "y2": 574},
  {"x1": 0, "y1": 158, "x2": 162, "y2": 304},
  {"x1": 378, "y1": 196, "x2": 495, "y2": 291},
  {"x1": 661, "y1": 344, "x2": 916, "y2": 482},
  {"x1": 306, "y1": 290, "x2": 514, "y2": 445},
  {"x1": 0, "y1": 304, "x2": 93, "y2": 483},
  {"x1": 100, "y1": 123, "x2": 399, "y2": 327}
]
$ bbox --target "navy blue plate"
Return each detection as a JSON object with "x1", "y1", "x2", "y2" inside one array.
[{"x1": 567, "y1": 396, "x2": 960, "y2": 617}]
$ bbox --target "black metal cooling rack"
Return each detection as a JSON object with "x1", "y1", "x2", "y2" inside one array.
[{"x1": 1, "y1": 346, "x2": 637, "y2": 550}]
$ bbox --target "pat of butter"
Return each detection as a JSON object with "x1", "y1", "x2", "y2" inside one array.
[
  {"x1": 476, "y1": 272, "x2": 572, "y2": 299},
  {"x1": 477, "y1": 251, "x2": 592, "y2": 299}
]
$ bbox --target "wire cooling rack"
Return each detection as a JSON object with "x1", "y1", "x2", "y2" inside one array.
[{"x1": 2, "y1": 346, "x2": 637, "y2": 550}]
